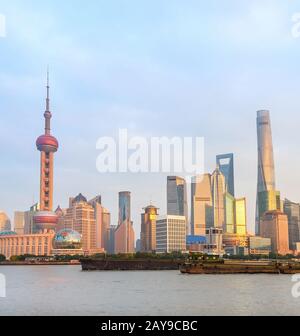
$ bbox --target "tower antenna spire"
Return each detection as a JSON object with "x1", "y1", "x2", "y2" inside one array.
[{"x1": 46, "y1": 66, "x2": 50, "y2": 112}]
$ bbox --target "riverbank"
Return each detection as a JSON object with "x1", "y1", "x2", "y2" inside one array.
[{"x1": 0, "y1": 261, "x2": 80, "y2": 266}]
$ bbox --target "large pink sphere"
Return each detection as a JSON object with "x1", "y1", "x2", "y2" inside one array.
[{"x1": 36, "y1": 134, "x2": 59, "y2": 152}]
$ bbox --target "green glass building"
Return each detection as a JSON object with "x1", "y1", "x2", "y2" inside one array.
[
  {"x1": 224, "y1": 192, "x2": 247, "y2": 235},
  {"x1": 257, "y1": 190, "x2": 281, "y2": 228}
]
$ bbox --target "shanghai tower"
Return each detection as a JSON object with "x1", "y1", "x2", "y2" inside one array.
[{"x1": 256, "y1": 110, "x2": 276, "y2": 234}]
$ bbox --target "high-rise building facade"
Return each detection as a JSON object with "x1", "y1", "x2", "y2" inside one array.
[
  {"x1": 256, "y1": 110, "x2": 276, "y2": 234},
  {"x1": 216, "y1": 153, "x2": 235, "y2": 196},
  {"x1": 156, "y1": 215, "x2": 186, "y2": 253},
  {"x1": 224, "y1": 193, "x2": 247, "y2": 235},
  {"x1": 88, "y1": 196, "x2": 111, "y2": 252},
  {"x1": 0, "y1": 212, "x2": 11, "y2": 232},
  {"x1": 257, "y1": 190, "x2": 281, "y2": 232},
  {"x1": 115, "y1": 192, "x2": 135, "y2": 253},
  {"x1": 190, "y1": 174, "x2": 213, "y2": 236},
  {"x1": 211, "y1": 166, "x2": 226, "y2": 229},
  {"x1": 260, "y1": 210, "x2": 290, "y2": 255},
  {"x1": 224, "y1": 193, "x2": 235, "y2": 234},
  {"x1": 33, "y1": 73, "x2": 59, "y2": 232},
  {"x1": 284, "y1": 199, "x2": 300, "y2": 251},
  {"x1": 140, "y1": 205, "x2": 159, "y2": 253},
  {"x1": 24, "y1": 203, "x2": 40, "y2": 234},
  {"x1": 14, "y1": 212, "x2": 25, "y2": 235},
  {"x1": 107, "y1": 225, "x2": 117, "y2": 254},
  {"x1": 61, "y1": 194, "x2": 104, "y2": 255},
  {"x1": 167, "y1": 176, "x2": 188, "y2": 232},
  {"x1": 235, "y1": 198, "x2": 247, "y2": 235}
]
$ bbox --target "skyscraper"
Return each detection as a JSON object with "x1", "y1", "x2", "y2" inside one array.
[
  {"x1": 257, "y1": 190, "x2": 281, "y2": 231},
  {"x1": 216, "y1": 153, "x2": 235, "y2": 196},
  {"x1": 235, "y1": 198, "x2": 247, "y2": 235},
  {"x1": 14, "y1": 211, "x2": 25, "y2": 235},
  {"x1": 224, "y1": 193, "x2": 247, "y2": 235},
  {"x1": 256, "y1": 110, "x2": 276, "y2": 234},
  {"x1": 115, "y1": 192, "x2": 135, "y2": 253},
  {"x1": 88, "y1": 196, "x2": 111, "y2": 252},
  {"x1": 107, "y1": 225, "x2": 117, "y2": 254},
  {"x1": 33, "y1": 73, "x2": 59, "y2": 232},
  {"x1": 24, "y1": 203, "x2": 40, "y2": 234},
  {"x1": 0, "y1": 212, "x2": 11, "y2": 232},
  {"x1": 211, "y1": 166, "x2": 226, "y2": 229},
  {"x1": 284, "y1": 199, "x2": 300, "y2": 250},
  {"x1": 190, "y1": 174, "x2": 213, "y2": 236},
  {"x1": 140, "y1": 205, "x2": 159, "y2": 253},
  {"x1": 167, "y1": 176, "x2": 188, "y2": 232},
  {"x1": 260, "y1": 210, "x2": 290, "y2": 255},
  {"x1": 224, "y1": 193, "x2": 235, "y2": 234},
  {"x1": 62, "y1": 193, "x2": 104, "y2": 255}
]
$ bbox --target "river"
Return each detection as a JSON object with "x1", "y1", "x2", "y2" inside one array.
[{"x1": 0, "y1": 266, "x2": 299, "y2": 316}]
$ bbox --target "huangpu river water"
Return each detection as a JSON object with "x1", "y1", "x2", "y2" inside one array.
[{"x1": 0, "y1": 266, "x2": 299, "y2": 316}]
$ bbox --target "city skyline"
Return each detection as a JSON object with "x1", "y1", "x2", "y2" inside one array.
[
  {"x1": 1, "y1": 1, "x2": 300, "y2": 236},
  {"x1": 3, "y1": 82, "x2": 298, "y2": 237},
  {"x1": 0, "y1": 74, "x2": 299, "y2": 238}
]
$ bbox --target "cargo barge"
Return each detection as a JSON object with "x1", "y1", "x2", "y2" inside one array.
[
  {"x1": 81, "y1": 258, "x2": 181, "y2": 271},
  {"x1": 180, "y1": 259, "x2": 300, "y2": 274}
]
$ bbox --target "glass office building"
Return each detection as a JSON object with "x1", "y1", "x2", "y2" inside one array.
[
  {"x1": 224, "y1": 193, "x2": 247, "y2": 235},
  {"x1": 167, "y1": 176, "x2": 188, "y2": 232},
  {"x1": 115, "y1": 192, "x2": 135, "y2": 253},
  {"x1": 224, "y1": 193, "x2": 235, "y2": 234},
  {"x1": 284, "y1": 199, "x2": 300, "y2": 250},
  {"x1": 235, "y1": 198, "x2": 247, "y2": 235},
  {"x1": 257, "y1": 190, "x2": 281, "y2": 233},
  {"x1": 256, "y1": 110, "x2": 276, "y2": 234},
  {"x1": 216, "y1": 153, "x2": 235, "y2": 196},
  {"x1": 190, "y1": 174, "x2": 213, "y2": 236},
  {"x1": 211, "y1": 167, "x2": 226, "y2": 229}
]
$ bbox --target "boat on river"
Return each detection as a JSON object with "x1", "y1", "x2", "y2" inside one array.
[{"x1": 180, "y1": 255, "x2": 300, "y2": 274}]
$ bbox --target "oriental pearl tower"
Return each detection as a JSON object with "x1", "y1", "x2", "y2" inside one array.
[{"x1": 33, "y1": 72, "x2": 59, "y2": 232}]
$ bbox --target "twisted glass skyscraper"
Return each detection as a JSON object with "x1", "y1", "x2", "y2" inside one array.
[{"x1": 256, "y1": 110, "x2": 277, "y2": 234}]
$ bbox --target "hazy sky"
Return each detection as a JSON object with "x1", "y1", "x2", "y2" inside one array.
[{"x1": 1, "y1": 0, "x2": 300, "y2": 235}]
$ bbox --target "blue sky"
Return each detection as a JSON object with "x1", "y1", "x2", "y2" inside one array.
[{"x1": 1, "y1": 0, "x2": 300, "y2": 234}]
